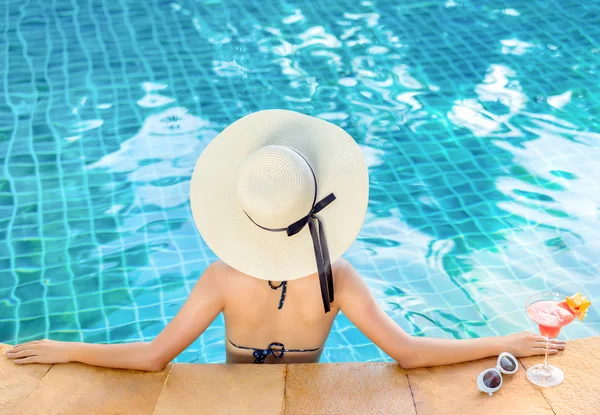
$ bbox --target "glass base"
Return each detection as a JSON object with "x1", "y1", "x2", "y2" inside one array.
[{"x1": 527, "y1": 364, "x2": 564, "y2": 387}]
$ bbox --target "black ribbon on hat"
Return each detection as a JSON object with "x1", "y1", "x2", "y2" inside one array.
[
  {"x1": 243, "y1": 151, "x2": 336, "y2": 313},
  {"x1": 285, "y1": 193, "x2": 336, "y2": 313}
]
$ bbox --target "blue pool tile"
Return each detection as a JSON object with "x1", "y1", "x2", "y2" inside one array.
[
  {"x1": 136, "y1": 304, "x2": 164, "y2": 323},
  {"x1": 48, "y1": 313, "x2": 79, "y2": 333},
  {"x1": 0, "y1": 322, "x2": 16, "y2": 343},
  {"x1": 106, "y1": 307, "x2": 137, "y2": 330},
  {"x1": 74, "y1": 293, "x2": 102, "y2": 312},
  {"x1": 18, "y1": 300, "x2": 46, "y2": 320},
  {"x1": 13, "y1": 283, "x2": 45, "y2": 303},
  {"x1": 0, "y1": 299, "x2": 16, "y2": 320},
  {"x1": 17, "y1": 317, "x2": 47, "y2": 341},
  {"x1": 45, "y1": 281, "x2": 75, "y2": 299},
  {"x1": 82, "y1": 330, "x2": 110, "y2": 344},
  {"x1": 50, "y1": 331, "x2": 83, "y2": 342},
  {"x1": 77, "y1": 310, "x2": 108, "y2": 331},
  {"x1": 108, "y1": 322, "x2": 142, "y2": 342}
]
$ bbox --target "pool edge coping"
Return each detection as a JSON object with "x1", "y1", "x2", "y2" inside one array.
[{"x1": 2, "y1": 335, "x2": 599, "y2": 414}]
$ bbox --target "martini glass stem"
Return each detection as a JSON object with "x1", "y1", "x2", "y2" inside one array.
[{"x1": 543, "y1": 337, "x2": 550, "y2": 371}]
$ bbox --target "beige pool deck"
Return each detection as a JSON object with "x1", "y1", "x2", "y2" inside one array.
[{"x1": 1, "y1": 336, "x2": 599, "y2": 415}]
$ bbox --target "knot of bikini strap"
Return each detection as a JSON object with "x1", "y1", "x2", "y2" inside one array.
[
  {"x1": 285, "y1": 193, "x2": 336, "y2": 314},
  {"x1": 253, "y1": 342, "x2": 285, "y2": 364}
]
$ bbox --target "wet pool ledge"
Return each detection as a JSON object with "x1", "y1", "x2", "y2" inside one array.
[{"x1": 1, "y1": 336, "x2": 599, "y2": 415}]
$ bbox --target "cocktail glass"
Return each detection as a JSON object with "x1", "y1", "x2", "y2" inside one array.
[{"x1": 525, "y1": 292, "x2": 576, "y2": 387}]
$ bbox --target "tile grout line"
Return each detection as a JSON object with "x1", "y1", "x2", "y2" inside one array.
[
  {"x1": 151, "y1": 363, "x2": 175, "y2": 415},
  {"x1": 282, "y1": 364, "x2": 288, "y2": 415},
  {"x1": 15, "y1": 363, "x2": 54, "y2": 415},
  {"x1": 406, "y1": 371, "x2": 419, "y2": 415},
  {"x1": 517, "y1": 358, "x2": 556, "y2": 415}
]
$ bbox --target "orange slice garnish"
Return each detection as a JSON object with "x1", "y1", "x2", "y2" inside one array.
[{"x1": 566, "y1": 292, "x2": 591, "y2": 321}]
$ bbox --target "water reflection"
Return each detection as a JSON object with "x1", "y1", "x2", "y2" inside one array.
[{"x1": 86, "y1": 101, "x2": 215, "y2": 304}]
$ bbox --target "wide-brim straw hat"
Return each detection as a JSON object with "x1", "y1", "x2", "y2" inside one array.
[{"x1": 190, "y1": 110, "x2": 369, "y2": 311}]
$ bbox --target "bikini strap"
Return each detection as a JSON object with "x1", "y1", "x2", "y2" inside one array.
[
  {"x1": 268, "y1": 281, "x2": 287, "y2": 310},
  {"x1": 228, "y1": 339, "x2": 321, "y2": 364}
]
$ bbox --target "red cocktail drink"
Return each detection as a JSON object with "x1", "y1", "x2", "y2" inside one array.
[{"x1": 526, "y1": 300, "x2": 576, "y2": 338}]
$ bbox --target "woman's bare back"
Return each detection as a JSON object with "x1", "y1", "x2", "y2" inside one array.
[{"x1": 218, "y1": 261, "x2": 341, "y2": 363}]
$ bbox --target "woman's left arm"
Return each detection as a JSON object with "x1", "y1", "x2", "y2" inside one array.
[
  {"x1": 6, "y1": 261, "x2": 227, "y2": 371},
  {"x1": 335, "y1": 259, "x2": 566, "y2": 369}
]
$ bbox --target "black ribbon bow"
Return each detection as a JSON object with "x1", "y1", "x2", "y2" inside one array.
[{"x1": 285, "y1": 193, "x2": 336, "y2": 313}]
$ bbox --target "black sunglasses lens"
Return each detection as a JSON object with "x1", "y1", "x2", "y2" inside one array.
[
  {"x1": 483, "y1": 370, "x2": 501, "y2": 389},
  {"x1": 500, "y1": 356, "x2": 516, "y2": 372}
]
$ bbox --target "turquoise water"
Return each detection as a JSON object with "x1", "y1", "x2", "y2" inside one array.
[{"x1": 1, "y1": 0, "x2": 599, "y2": 363}]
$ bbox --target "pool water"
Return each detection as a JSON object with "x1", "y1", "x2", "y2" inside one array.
[{"x1": 1, "y1": 0, "x2": 599, "y2": 363}]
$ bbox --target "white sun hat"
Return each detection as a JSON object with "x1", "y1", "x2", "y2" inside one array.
[{"x1": 190, "y1": 109, "x2": 369, "y2": 312}]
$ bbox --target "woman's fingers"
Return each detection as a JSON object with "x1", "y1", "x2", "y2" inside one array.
[
  {"x1": 7, "y1": 345, "x2": 21, "y2": 354},
  {"x1": 533, "y1": 336, "x2": 566, "y2": 343},
  {"x1": 7, "y1": 344, "x2": 34, "y2": 354},
  {"x1": 14, "y1": 356, "x2": 38, "y2": 365},
  {"x1": 533, "y1": 348, "x2": 558, "y2": 355},
  {"x1": 6, "y1": 349, "x2": 36, "y2": 359},
  {"x1": 7, "y1": 344, "x2": 28, "y2": 354},
  {"x1": 7, "y1": 341, "x2": 45, "y2": 356},
  {"x1": 7, "y1": 340, "x2": 46, "y2": 354},
  {"x1": 534, "y1": 341, "x2": 565, "y2": 350},
  {"x1": 7, "y1": 345, "x2": 22, "y2": 354}
]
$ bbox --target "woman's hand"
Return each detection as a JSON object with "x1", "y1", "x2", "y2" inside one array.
[
  {"x1": 6, "y1": 340, "x2": 72, "y2": 365},
  {"x1": 504, "y1": 331, "x2": 566, "y2": 357}
]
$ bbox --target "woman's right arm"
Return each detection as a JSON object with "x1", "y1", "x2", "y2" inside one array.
[{"x1": 6, "y1": 261, "x2": 227, "y2": 371}]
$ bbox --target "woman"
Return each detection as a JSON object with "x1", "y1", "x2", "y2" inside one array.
[{"x1": 6, "y1": 110, "x2": 565, "y2": 370}]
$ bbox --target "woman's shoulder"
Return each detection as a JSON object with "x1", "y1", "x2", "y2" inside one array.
[
  {"x1": 203, "y1": 260, "x2": 258, "y2": 287},
  {"x1": 332, "y1": 257, "x2": 359, "y2": 283},
  {"x1": 206, "y1": 259, "x2": 233, "y2": 272},
  {"x1": 204, "y1": 260, "x2": 243, "y2": 279},
  {"x1": 332, "y1": 257, "x2": 367, "y2": 293},
  {"x1": 333, "y1": 257, "x2": 355, "y2": 272}
]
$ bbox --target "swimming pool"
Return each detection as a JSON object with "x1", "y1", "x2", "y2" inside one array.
[{"x1": 1, "y1": 0, "x2": 598, "y2": 363}]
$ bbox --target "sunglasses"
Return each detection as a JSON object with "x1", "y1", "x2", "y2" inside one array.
[{"x1": 477, "y1": 352, "x2": 519, "y2": 396}]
